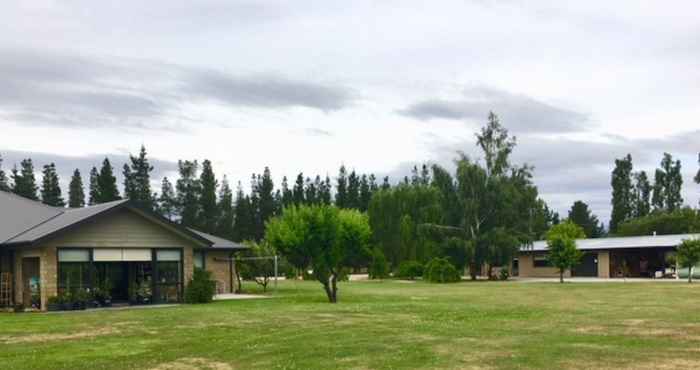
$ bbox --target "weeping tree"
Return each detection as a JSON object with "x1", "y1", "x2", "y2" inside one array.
[
  {"x1": 265, "y1": 204, "x2": 371, "y2": 303},
  {"x1": 420, "y1": 112, "x2": 544, "y2": 279}
]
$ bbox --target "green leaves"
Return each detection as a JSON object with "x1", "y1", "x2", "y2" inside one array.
[{"x1": 546, "y1": 221, "x2": 586, "y2": 281}]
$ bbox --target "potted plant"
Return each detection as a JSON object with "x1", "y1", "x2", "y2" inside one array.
[
  {"x1": 72, "y1": 289, "x2": 89, "y2": 310},
  {"x1": 47, "y1": 295, "x2": 63, "y2": 311},
  {"x1": 137, "y1": 279, "x2": 152, "y2": 304}
]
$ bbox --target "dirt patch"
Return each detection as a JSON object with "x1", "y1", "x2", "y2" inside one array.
[
  {"x1": 151, "y1": 357, "x2": 233, "y2": 370},
  {"x1": 0, "y1": 326, "x2": 119, "y2": 344}
]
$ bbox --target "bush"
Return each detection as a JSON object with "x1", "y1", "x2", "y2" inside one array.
[
  {"x1": 184, "y1": 268, "x2": 217, "y2": 304},
  {"x1": 396, "y1": 260, "x2": 423, "y2": 280},
  {"x1": 368, "y1": 248, "x2": 389, "y2": 279},
  {"x1": 424, "y1": 257, "x2": 461, "y2": 283}
]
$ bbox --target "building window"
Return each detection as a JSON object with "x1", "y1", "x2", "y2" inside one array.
[
  {"x1": 156, "y1": 250, "x2": 182, "y2": 303},
  {"x1": 533, "y1": 254, "x2": 550, "y2": 268},
  {"x1": 193, "y1": 251, "x2": 205, "y2": 270},
  {"x1": 58, "y1": 249, "x2": 91, "y2": 294}
]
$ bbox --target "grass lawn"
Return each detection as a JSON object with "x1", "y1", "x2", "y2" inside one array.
[{"x1": 2, "y1": 280, "x2": 700, "y2": 369}]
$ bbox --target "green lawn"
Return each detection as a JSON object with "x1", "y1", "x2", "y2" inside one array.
[{"x1": 2, "y1": 280, "x2": 700, "y2": 369}]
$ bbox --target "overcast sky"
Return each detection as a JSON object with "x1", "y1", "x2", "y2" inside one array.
[{"x1": 1, "y1": 1, "x2": 699, "y2": 223}]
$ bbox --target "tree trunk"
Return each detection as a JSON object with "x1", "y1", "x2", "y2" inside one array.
[
  {"x1": 560, "y1": 270, "x2": 564, "y2": 283},
  {"x1": 470, "y1": 262, "x2": 477, "y2": 280},
  {"x1": 689, "y1": 266, "x2": 693, "y2": 284},
  {"x1": 322, "y1": 274, "x2": 339, "y2": 303}
]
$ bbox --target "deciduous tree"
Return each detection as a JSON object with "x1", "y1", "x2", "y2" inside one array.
[
  {"x1": 546, "y1": 221, "x2": 586, "y2": 283},
  {"x1": 677, "y1": 238, "x2": 700, "y2": 283},
  {"x1": 610, "y1": 154, "x2": 633, "y2": 233}
]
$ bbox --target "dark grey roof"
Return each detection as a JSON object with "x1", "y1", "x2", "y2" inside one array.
[
  {"x1": 1, "y1": 190, "x2": 241, "y2": 249},
  {"x1": 188, "y1": 228, "x2": 247, "y2": 250},
  {"x1": 522, "y1": 233, "x2": 700, "y2": 252}
]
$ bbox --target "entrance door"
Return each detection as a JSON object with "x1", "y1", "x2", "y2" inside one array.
[
  {"x1": 22, "y1": 257, "x2": 41, "y2": 309},
  {"x1": 572, "y1": 253, "x2": 598, "y2": 277},
  {"x1": 95, "y1": 263, "x2": 129, "y2": 302}
]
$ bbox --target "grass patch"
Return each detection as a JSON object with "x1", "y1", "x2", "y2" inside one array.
[{"x1": 1, "y1": 280, "x2": 700, "y2": 369}]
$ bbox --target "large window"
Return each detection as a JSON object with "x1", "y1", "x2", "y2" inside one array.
[
  {"x1": 193, "y1": 251, "x2": 205, "y2": 270},
  {"x1": 156, "y1": 250, "x2": 182, "y2": 303},
  {"x1": 533, "y1": 254, "x2": 550, "y2": 268},
  {"x1": 58, "y1": 249, "x2": 91, "y2": 294}
]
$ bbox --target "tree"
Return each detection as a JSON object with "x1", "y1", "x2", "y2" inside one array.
[
  {"x1": 198, "y1": 159, "x2": 219, "y2": 233},
  {"x1": 677, "y1": 239, "x2": 700, "y2": 283},
  {"x1": 368, "y1": 248, "x2": 389, "y2": 279},
  {"x1": 11, "y1": 159, "x2": 39, "y2": 200},
  {"x1": 231, "y1": 182, "x2": 254, "y2": 242},
  {"x1": 123, "y1": 145, "x2": 154, "y2": 210},
  {"x1": 359, "y1": 174, "x2": 372, "y2": 212},
  {"x1": 157, "y1": 177, "x2": 177, "y2": 220},
  {"x1": 633, "y1": 171, "x2": 651, "y2": 218},
  {"x1": 176, "y1": 160, "x2": 200, "y2": 228},
  {"x1": 240, "y1": 241, "x2": 277, "y2": 292},
  {"x1": 266, "y1": 204, "x2": 371, "y2": 303},
  {"x1": 68, "y1": 169, "x2": 85, "y2": 208},
  {"x1": 292, "y1": 173, "x2": 305, "y2": 205},
  {"x1": 335, "y1": 165, "x2": 348, "y2": 208},
  {"x1": 347, "y1": 170, "x2": 360, "y2": 209},
  {"x1": 477, "y1": 112, "x2": 516, "y2": 177},
  {"x1": 617, "y1": 208, "x2": 700, "y2": 236},
  {"x1": 304, "y1": 176, "x2": 318, "y2": 204},
  {"x1": 216, "y1": 176, "x2": 235, "y2": 239},
  {"x1": 319, "y1": 176, "x2": 332, "y2": 205},
  {"x1": 567, "y1": 201, "x2": 603, "y2": 238},
  {"x1": 695, "y1": 153, "x2": 700, "y2": 185},
  {"x1": 610, "y1": 154, "x2": 634, "y2": 233},
  {"x1": 280, "y1": 176, "x2": 293, "y2": 207},
  {"x1": 88, "y1": 167, "x2": 99, "y2": 205},
  {"x1": 0, "y1": 155, "x2": 9, "y2": 191},
  {"x1": 652, "y1": 153, "x2": 683, "y2": 212},
  {"x1": 546, "y1": 221, "x2": 586, "y2": 283},
  {"x1": 40, "y1": 163, "x2": 65, "y2": 207},
  {"x1": 96, "y1": 158, "x2": 120, "y2": 203}
]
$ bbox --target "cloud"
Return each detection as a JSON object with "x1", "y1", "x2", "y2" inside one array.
[
  {"x1": 399, "y1": 86, "x2": 589, "y2": 133},
  {"x1": 0, "y1": 48, "x2": 355, "y2": 130},
  {"x1": 304, "y1": 128, "x2": 333, "y2": 137}
]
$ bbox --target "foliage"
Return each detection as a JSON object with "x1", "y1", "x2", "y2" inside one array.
[
  {"x1": 95, "y1": 158, "x2": 121, "y2": 203},
  {"x1": 184, "y1": 268, "x2": 217, "y2": 303},
  {"x1": 176, "y1": 160, "x2": 201, "y2": 228},
  {"x1": 240, "y1": 241, "x2": 277, "y2": 292},
  {"x1": 40, "y1": 163, "x2": 65, "y2": 207},
  {"x1": 157, "y1": 177, "x2": 177, "y2": 220},
  {"x1": 632, "y1": 171, "x2": 651, "y2": 218},
  {"x1": 396, "y1": 260, "x2": 423, "y2": 280},
  {"x1": 424, "y1": 257, "x2": 461, "y2": 283},
  {"x1": 216, "y1": 176, "x2": 235, "y2": 240},
  {"x1": 198, "y1": 159, "x2": 219, "y2": 233},
  {"x1": 610, "y1": 154, "x2": 634, "y2": 233},
  {"x1": 616, "y1": 208, "x2": 700, "y2": 236},
  {"x1": 265, "y1": 204, "x2": 371, "y2": 302},
  {"x1": 123, "y1": 145, "x2": 154, "y2": 210},
  {"x1": 546, "y1": 221, "x2": 586, "y2": 283},
  {"x1": 368, "y1": 248, "x2": 389, "y2": 279},
  {"x1": 652, "y1": 153, "x2": 684, "y2": 212},
  {"x1": 567, "y1": 200, "x2": 604, "y2": 238},
  {"x1": 11, "y1": 158, "x2": 39, "y2": 200},
  {"x1": 0, "y1": 155, "x2": 8, "y2": 191},
  {"x1": 676, "y1": 239, "x2": 700, "y2": 283},
  {"x1": 68, "y1": 169, "x2": 85, "y2": 208}
]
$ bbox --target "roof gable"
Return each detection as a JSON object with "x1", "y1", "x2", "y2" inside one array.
[{"x1": 0, "y1": 191, "x2": 63, "y2": 243}]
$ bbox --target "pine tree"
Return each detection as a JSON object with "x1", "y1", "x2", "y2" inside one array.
[
  {"x1": 369, "y1": 174, "x2": 378, "y2": 192},
  {"x1": 40, "y1": 163, "x2": 65, "y2": 207},
  {"x1": 231, "y1": 183, "x2": 253, "y2": 242},
  {"x1": 67, "y1": 169, "x2": 86, "y2": 208},
  {"x1": 96, "y1": 158, "x2": 120, "y2": 203},
  {"x1": 0, "y1": 155, "x2": 9, "y2": 191},
  {"x1": 319, "y1": 175, "x2": 332, "y2": 204},
  {"x1": 176, "y1": 160, "x2": 201, "y2": 228},
  {"x1": 216, "y1": 176, "x2": 235, "y2": 239},
  {"x1": 280, "y1": 176, "x2": 293, "y2": 207},
  {"x1": 335, "y1": 165, "x2": 348, "y2": 207},
  {"x1": 304, "y1": 176, "x2": 318, "y2": 204},
  {"x1": 123, "y1": 145, "x2": 154, "y2": 210},
  {"x1": 157, "y1": 177, "x2": 177, "y2": 220},
  {"x1": 258, "y1": 167, "x2": 276, "y2": 228},
  {"x1": 609, "y1": 154, "x2": 633, "y2": 233},
  {"x1": 88, "y1": 167, "x2": 99, "y2": 205},
  {"x1": 11, "y1": 159, "x2": 39, "y2": 201},
  {"x1": 381, "y1": 176, "x2": 391, "y2": 190},
  {"x1": 292, "y1": 173, "x2": 305, "y2": 205},
  {"x1": 347, "y1": 170, "x2": 360, "y2": 209},
  {"x1": 198, "y1": 159, "x2": 219, "y2": 233},
  {"x1": 249, "y1": 174, "x2": 263, "y2": 241},
  {"x1": 567, "y1": 201, "x2": 602, "y2": 238},
  {"x1": 359, "y1": 174, "x2": 371, "y2": 212},
  {"x1": 632, "y1": 171, "x2": 651, "y2": 218},
  {"x1": 695, "y1": 153, "x2": 700, "y2": 185}
]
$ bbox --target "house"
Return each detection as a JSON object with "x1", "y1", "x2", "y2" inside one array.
[
  {"x1": 517, "y1": 233, "x2": 700, "y2": 278},
  {"x1": 0, "y1": 190, "x2": 246, "y2": 310}
]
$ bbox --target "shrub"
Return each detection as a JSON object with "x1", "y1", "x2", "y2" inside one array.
[
  {"x1": 396, "y1": 260, "x2": 423, "y2": 280},
  {"x1": 184, "y1": 268, "x2": 217, "y2": 304},
  {"x1": 424, "y1": 257, "x2": 461, "y2": 283},
  {"x1": 368, "y1": 248, "x2": 389, "y2": 279},
  {"x1": 499, "y1": 268, "x2": 510, "y2": 281}
]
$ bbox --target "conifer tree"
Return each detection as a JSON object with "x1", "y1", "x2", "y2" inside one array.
[
  {"x1": 304, "y1": 176, "x2": 318, "y2": 204},
  {"x1": 96, "y1": 158, "x2": 120, "y2": 203},
  {"x1": 369, "y1": 174, "x2": 378, "y2": 192},
  {"x1": 347, "y1": 170, "x2": 360, "y2": 209},
  {"x1": 381, "y1": 176, "x2": 391, "y2": 190},
  {"x1": 232, "y1": 183, "x2": 254, "y2": 242},
  {"x1": 88, "y1": 167, "x2": 99, "y2": 205},
  {"x1": 336, "y1": 165, "x2": 348, "y2": 208},
  {"x1": 258, "y1": 167, "x2": 276, "y2": 227},
  {"x1": 198, "y1": 159, "x2": 219, "y2": 233},
  {"x1": 68, "y1": 169, "x2": 86, "y2": 208},
  {"x1": 0, "y1": 155, "x2": 9, "y2": 191},
  {"x1": 695, "y1": 153, "x2": 700, "y2": 185},
  {"x1": 176, "y1": 160, "x2": 201, "y2": 227},
  {"x1": 319, "y1": 175, "x2": 332, "y2": 204},
  {"x1": 216, "y1": 176, "x2": 234, "y2": 239},
  {"x1": 359, "y1": 174, "x2": 371, "y2": 212},
  {"x1": 11, "y1": 159, "x2": 39, "y2": 201},
  {"x1": 292, "y1": 173, "x2": 305, "y2": 205},
  {"x1": 609, "y1": 154, "x2": 633, "y2": 233},
  {"x1": 249, "y1": 174, "x2": 263, "y2": 240},
  {"x1": 567, "y1": 201, "x2": 602, "y2": 238},
  {"x1": 41, "y1": 163, "x2": 65, "y2": 207},
  {"x1": 123, "y1": 145, "x2": 154, "y2": 210},
  {"x1": 157, "y1": 177, "x2": 177, "y2": 220},
  {"x1": 280, "y1": 176, "x2": 293, "y2": 207}
]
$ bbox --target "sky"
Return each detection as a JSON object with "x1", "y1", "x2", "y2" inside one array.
[{"x1": 1, "y1": 0, "x2": 699, "y2": 223}]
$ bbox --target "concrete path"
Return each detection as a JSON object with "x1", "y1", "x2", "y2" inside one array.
[
  {"x1": 513, "y1": 277, "x2": 684, "y2": 283},
  {"x1": 214, "y1": 293, "x2": 270, "y2": 300}
]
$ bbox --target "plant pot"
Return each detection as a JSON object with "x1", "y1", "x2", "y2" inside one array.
[{"x1": 47, "y1": 303, "x2": 62, "y2": 312}]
